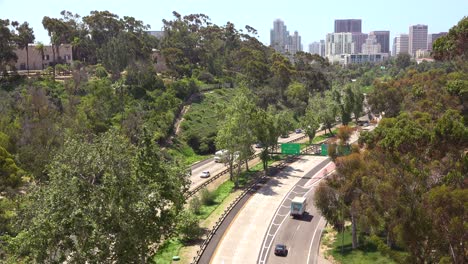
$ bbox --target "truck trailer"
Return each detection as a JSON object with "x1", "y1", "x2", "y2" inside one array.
[{"x1": 290, "y1": 196, "x2": 307, "y2": 219}]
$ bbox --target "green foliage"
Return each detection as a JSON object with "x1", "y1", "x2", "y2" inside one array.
[
  {"x1": 181, "y1": 88, "x2": 236, "y2": 154},
  {"x1": 189, "y1": 196, "x2": 202, "y2": 214},
  {"x1": 94, "y1": 64, "x2": 108, "y2": 78},
  {"x1": 432, "y1": 16, "x2": 468, "y2": 61},
  {"x1": 200, "y1": 188, "x2": 216, "y2": 206},
  {"x1": 177, "y1": 210, "x2": 203, "y2": 242},
  {"x1": 0, "y1": 19, "x2": 18, "y2": 75},
  {"x1": 8, "y1": 130, "x2": 188, "y2": 262}
]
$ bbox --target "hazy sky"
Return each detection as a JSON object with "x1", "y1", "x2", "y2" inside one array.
[{"x1": 1, "y1": 0, "x2": 466, "y2": 49}]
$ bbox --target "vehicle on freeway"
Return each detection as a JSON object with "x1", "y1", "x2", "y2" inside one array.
[
  {"x1": 290, "y1": 196, "x2": 307, "y2": 219},
  {"x1": 295, "y1": 128, "x2": 302, "y2": 133},
  {"x1": 255, "y1": 142, "x2": 264, "y2": 148},
  {"x1": 280, "y1": 133, "x2": 289, "y2": 138},
  {"x1": 274, "y1": 244, "x2": 288, "y2": 256},
  {"x1": 200, "y1": 171, "x2": 210, "y2": 178},
  {"x1": 214, "y1": 149, "x2": 229, "y2": 163}
]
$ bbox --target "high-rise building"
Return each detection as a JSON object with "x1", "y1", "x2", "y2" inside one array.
[
  {"x1": 352, "y1": 33, "x2": 368, "y2": 53},
  {"x1": 369, "y1": 31, "x2": 390, "y2": 53},
  {"x1": 320, "y1": 40, "x2": 325, "y2": 57},
  {"x1": 270, "y1": 19, "x2": 289, "y2": 53},
  {"x1": 409, "y1": 24, "x2": 428, "y2": 57},
  {"x1": 326, "y1": 32, "x2": 355, "y2": 63},
  {"x1": 335, "y1": 19, "x2": 362, "y2": 33},
  {"x1": 309, "y1": 42, "x2": 321, "y2": 55},
  {"x1": 393, "y1": 34, "x2": 409, "y2": 56},
  {"x1": 270, "y1": 19, "x2": 302, "y2": 55},
  {"x1": 427, "y1": 32, "x2": 448, "y2": 50},
  {"x1": 288, "y1": 31, "x2": 302, "y2": 55},
  {"x1": 362, "y1": 34, "x2": 381, "y2": 54}
]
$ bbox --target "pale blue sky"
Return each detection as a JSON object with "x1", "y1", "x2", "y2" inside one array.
[{"x1": 1, "y1": 0, "x2": 466, "y2": 48}]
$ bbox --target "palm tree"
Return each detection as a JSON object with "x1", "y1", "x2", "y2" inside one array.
[{"x1": 35, "y1": 42, "x2": 45, "y2": 70}]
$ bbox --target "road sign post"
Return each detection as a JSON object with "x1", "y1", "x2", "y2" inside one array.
[{"x1": 281, "y1": 143, "x2": 301, "y2": 155}]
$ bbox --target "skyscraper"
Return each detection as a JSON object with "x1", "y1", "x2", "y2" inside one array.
[
  {"x1": 409, "y1": 24, "x2": 428, "y2": 57},
  {"x1": 352, "y1": 33, "x2": 368, "y2": 53},
  {"x1": 362, "y1": 34, "x2": 381, "y2": 54},
  {"x1": 270, "y1": 19, "x2": 289, "y2": 53},
  {"x1": 270, "y1": 19, "x2": 302, "y2": 55},
  {"x1": 335, "y1": 19, "x2": 362, "y2": 33},
  {"x1": 309, "y1": 42, "x2": 321, "y2": 55},
  {"x1": 288, "y1": 31, "x2": 302, "y2": 54},
  {"x1": 393, "y1": 34, "x2": 409, "y2": 55},
  {"x1": 326, "y1": 32, "x2": 355, "y2": 63},
  {"x1": 370, "y1": 31, "x2": 390, "y2": 53}
]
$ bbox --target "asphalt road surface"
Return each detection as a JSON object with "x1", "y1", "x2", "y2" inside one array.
[{"x1": 258, "y1": 160, "x2": 335, "y2": 264}]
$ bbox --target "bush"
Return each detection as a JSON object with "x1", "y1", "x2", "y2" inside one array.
[
  {"x1": 94, "y1": 64, "x2": 108, "y2": 78},
  {"x1": 189, "y1": 196, "x2": 202, "y2": 214},
  {"x1": 200, "y1": 188, "x2": 216, "y2": 206},
  {"x1": 198, "y1": 71, "x2": 215, "y2": 83},
  {"x1": 177, "y1": 210, "x2": 203, "y2": 242}
]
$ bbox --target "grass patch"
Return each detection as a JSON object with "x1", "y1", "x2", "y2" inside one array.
[
  {"x1": 167, "y1": 138, "x2": 211, "y2": 166},
  {"x1": 196, "y1": 181, "x2": 235, "y2": 219},
  {"x1": 327, "y1": 227, "x2": 396, "y2": 264},
  {"x1": 179, "y1": 88, "x2": 237, "y2": 154},
  {"x1": 312, "y1": 130, "x2": 337, "y2": 144},
  {"x1": 153, "y1": 238, "x2": 183, "y2": 264},
  {"x1": 361, "y1": 85, "x2": 374, "y2": 94}
]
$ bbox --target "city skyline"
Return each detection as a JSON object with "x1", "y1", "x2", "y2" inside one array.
[{"x1": 0, "y1": 0, "x2": 466, "y2": 50}]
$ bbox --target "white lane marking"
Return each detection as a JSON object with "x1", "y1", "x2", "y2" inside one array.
[
  {"x1": 307, "y1": 217, "x2": 324, "y2": 264},
  {"x1": 257, "y1": 180, "x2": 299, "y2": 263},
  {"x1": 296, "y1": 224, "x2": 301, "y2": 231}
]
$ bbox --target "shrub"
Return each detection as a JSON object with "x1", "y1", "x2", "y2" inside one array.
[
  {"x1": 189, "y1": 196, "x2": 202, "y2": 214},
  {"x1": 95, "y1": 65, "x2": 108, "y2": 78},
  {"x1": 177, "y1": 210, "x2": 203, "y2": 242},
  {"x1": 200, "y1": 188, "x2": 216, "y2": 206}
]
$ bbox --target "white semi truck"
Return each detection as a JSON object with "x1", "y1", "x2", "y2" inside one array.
[{"x1": 290, "y1": 196, "x2": 307, "y2": 218}]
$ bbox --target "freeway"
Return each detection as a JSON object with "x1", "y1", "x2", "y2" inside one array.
[
  {"x1": 209, "y1": 156, "x2": 330, "y2": 264},
  {"x1": 259, "y1": 161, "x2": 335, "y2": 264},
  {"x1": 188, "y1": 131, "x2": 306, "y2": 191}
]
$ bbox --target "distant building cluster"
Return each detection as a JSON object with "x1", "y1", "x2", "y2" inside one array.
[
  {"x1": 270, "y1": 19, "x2": 303, "y2": 57},
  {"x1": 13, "y1": 44, "x2": 73, "y2": 71},
  {"x1": 270, "y1": 18, "x2": 447, "y2": 65}
]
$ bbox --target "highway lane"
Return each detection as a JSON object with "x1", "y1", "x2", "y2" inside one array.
[
  {"x1": 259, "y1": 161, "x2": 335, "y2": 264},
  {"x1": 210, "y1": 155, "x2": 328, "y2": 264},
  {"x1": 188, "y1": 132, "x2": 306, "y2": 191}
]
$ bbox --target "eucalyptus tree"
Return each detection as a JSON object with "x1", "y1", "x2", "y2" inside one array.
[
  {"x1": 216, "y1": 87, "x2": 258, "y2": 186},
  {"x1": 12, "y1": 21, "x2": 35, "y2": 74}
]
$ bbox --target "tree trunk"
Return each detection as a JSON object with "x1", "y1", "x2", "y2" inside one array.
[
  {"x1": 26, "y1": 46, "x2": 29, "y2": 75},
  {"x1": 245, "y1": 158, "x2": 249, "y2": 171},
  {"x1": 351, "y1": 212, "x2": 359, "y2": 249},
  {"x1": 52, "y1": 44, "x2": 56, "y2": 80}
]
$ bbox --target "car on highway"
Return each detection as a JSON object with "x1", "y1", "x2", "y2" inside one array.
[
  {"x1": 295, "y1": 128, "x2": 302, "y2": 133},
  {"x1": 200, "y1": 171, "x2": 211, "y2": 178},
  {"x1": 274, "y1": 244, "x2": 288, "y2": 256}
]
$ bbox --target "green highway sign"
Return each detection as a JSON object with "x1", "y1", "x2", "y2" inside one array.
[{"x1": 281, "y1": 143, "x2": 301, "y2": 155}]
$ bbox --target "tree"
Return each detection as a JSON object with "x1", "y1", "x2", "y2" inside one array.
[
  {"x1": 254, "y1": 107, "x2": 280, "y2": 175},
  {"x1": 216, "y1": 87, "x2": 257, "y2": 186},
  {"x1": 432, "y1": 16, "x2": 468, "y2": 61},
  {"x1": 395, "y1": 53, "x2": 412, "y2": 69},
  {"x1": 13, "y1": 21, "x2": 35, "y2": 74},
  {"x1": 9, "y1": 130, "x2": 188, "y2": 263},
  {"x1": 301, "y1": 102, "x2": 320, "y2": 144},
  {"x1": 42, "y1": 16, "x2": 71, "y2": 79},
  {"x1": 0, "y1": 19, "x2": 18, "y2": 76},
  {"x1": 423, "y1": 186, "x2": 467, "y2": 264},
  {"x1": 308, "y1": 90, "x2": 338, "y2": 135},
  {"x1": 35, "y1": 42, "x2": 45, "y2": 70}
]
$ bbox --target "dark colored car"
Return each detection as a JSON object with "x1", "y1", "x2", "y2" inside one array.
[
  {"x1": 274, "y1": 244, "x2": 287, "y2": 256},
  {"x1": 295, "y1": 129, "x2": 302, "y2": 133}
]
